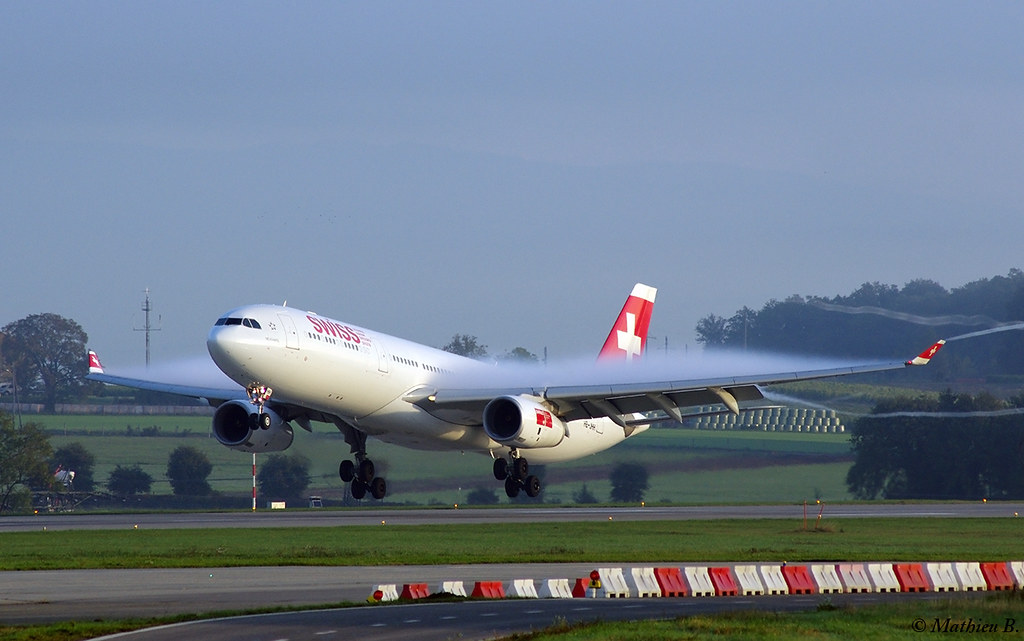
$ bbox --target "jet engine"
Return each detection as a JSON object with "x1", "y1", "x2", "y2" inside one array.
[
  {"x1": 483, "y1": 395, "x2": 566, "y2": 448},
  {"x1": 212, "y1": 400, "x2": 294, "y2": 452}
]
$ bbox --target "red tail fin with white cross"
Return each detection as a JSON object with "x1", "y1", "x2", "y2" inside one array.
[{"x1": 598, "y1": 283, "x2": 657, "y2": 361}]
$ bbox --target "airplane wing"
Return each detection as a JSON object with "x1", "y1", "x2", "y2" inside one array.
[
  {"x1": 87, "y1": 351, "x2": 246, "y2": 406},
  {"x1": 408, "y1": 340, "x2": 947, "y2": 428}
]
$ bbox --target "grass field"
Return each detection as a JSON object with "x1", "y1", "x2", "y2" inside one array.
[
  {"x1": 3, "y1": 517, "x2": 1022, "y2": 571},
  {"x1": 33, "y1": 414, "x2": 855, "y2": 505}
]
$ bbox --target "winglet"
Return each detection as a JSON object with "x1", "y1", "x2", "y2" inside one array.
[
  {"x1": 906, "y1": 340, "x2": 945, "y2": 366},
  {"x1": 88, "y1": 350, "x2": 104, "y2": 374},
  {"x1": 598, "y1": 283, "x2": 657, "y2": 361}
]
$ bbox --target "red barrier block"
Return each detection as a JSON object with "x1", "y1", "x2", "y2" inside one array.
[
  {"x1": 709, "y1": 567, "x2": 739, "y2": 596},
  {"x1": 893, "y1": 564, "x2": 930, "y2": 592},
  {"x1": 571, "y1": 578, "x2": 592, "y2": 598},
  {"x1": 653, "y1": 567, "x2": 689, "y2": 597},
  {"x1": 981, "y1": 563, "x2": 1015, "y2": 591},
  {"x1": 471, "y1": 581, "x2": 506, "y2": 599},
  {"x1": 400, "y1": 583, "x2": 429, "y2": 600},
  {"x1": 781, "y1": 565, "x2": 816, "y2": 595}
]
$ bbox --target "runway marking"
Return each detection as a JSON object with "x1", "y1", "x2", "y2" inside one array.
[
  {"x1": 314, "y1": 631, "x2": 336, "y2": 636},
  {"x1": 403, "y1": 619, "x2": 421, "y2": 624},
  {"x1": 440, "y1": 615, "x2": 458, "y2": 620},
  {"x1": 370, "y1": 623, "x2": 387, "y2": 627},
  {"x1": 479, "y1": 612, "x2": 498, "y2": 617},
  {"x1": 526, "y1": 609, "x2": 545, "y2": 614}
]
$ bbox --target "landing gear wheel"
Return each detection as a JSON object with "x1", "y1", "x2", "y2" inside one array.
[
  {"x1": 504, "y1": 476, "x2": 521, "y2": 498},
  {"x1": 513, "y1": 457, "x2": 529, "y2": 481},
  {"x1": 351, "y1": 480, "x2": 367, "y2": 500},
  {"x1": 493, "y1": 458, "x2": 509, "y2": 481},
  {"x1": 339, "y1": 460, "x2": 355, "y2": 483},
  {"x1": 358, "y1": 459, "x2": 375, "y2": 484},
  {"x1": 524, "y1": 474, "x2": 542, "y2": 498},
  {"x1": 369, "y1": 477, "x2": 387, "y2": 500},
  {"x1": 258, "y1": 412, "x2": 272, "y2": 429}
]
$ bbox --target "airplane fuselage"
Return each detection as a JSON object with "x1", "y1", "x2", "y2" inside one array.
[{"x1": 206, "y1": 304, "x2": 640, "y2": 463}]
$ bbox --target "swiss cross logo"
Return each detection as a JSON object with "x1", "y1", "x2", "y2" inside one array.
[
  {"x1": 617, "y1": 312, "x2": 643, "y2": 359},
  {"x1": 535, "y1": 409, "x2": 553, "y2": 428}
]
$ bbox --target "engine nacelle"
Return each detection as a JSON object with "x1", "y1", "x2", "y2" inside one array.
[
  {"x1": 212, "y1": 400, "x2": 294, "y2": 453},
  {"x1": 483, "y1": 395, "x2": 566, "y2": 449}
]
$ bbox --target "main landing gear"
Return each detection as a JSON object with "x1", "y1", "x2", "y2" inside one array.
[
  {"x1": 493, "y1": 451, "x2": 541, "y2": 499},
  {"x1": 339, "y1": 455, "x2": 387, "y2": 500}
]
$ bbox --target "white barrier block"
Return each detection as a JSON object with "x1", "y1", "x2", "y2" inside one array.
[
  {"x1": 629, "y1": 567, "x2": 662, "y2": 598},
  {"x1": 811, "y1": 564, "x2": 844, "y2": 594},
  {"x1": 373, "y1": 584, "x2": 399, "y2": 602},
  {"x1": 867, "y1": 564, "x2": 900, "y2": 593},
  {"x1": 926, "y1": 563, "x2": 959, "y2": 592},
  {"x1": 1009, "y1": 561, "x2": 1024, "y2": 589},
  {"x1": 598, "y1": 567, "x2": 631, "y2": 598},
  {"x1": 758, "y1": 565, "x2": 789, "y2": 595},
  {"x1": 438, "y1": 580, "x2": 467, "y2": 597},
  {"x1": 538, "y1": 578, "x2": 573, "y2": 599},
  {"x1": 684, "y1": 566, "x2": 715, "y2": 597},
  {"x1": 836, "y1": 564, "x2": 872, "y2": 593},
  {"x1": 733, "y1": 565, "x2": 764, "y2": 596},
  {"x1": 955, "y1": 562, "x2": 987, "y2": 591},
  {"x1": 505, "y1": 579, "x2": 538, "y2": 598}
]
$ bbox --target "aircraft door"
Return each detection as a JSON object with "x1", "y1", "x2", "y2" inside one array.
[
  {"x1": 374, "y1": 339, "x2": 390, "y2": 374},
  {"x1": 278, "y1": 314, "x2": 299, "y2": 350}
]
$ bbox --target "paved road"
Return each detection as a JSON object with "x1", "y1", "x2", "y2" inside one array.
[
  {"x1": 3, "y1": 502, "x2": 1022, "y2": 533},
  {"x1": 86, "y1": 592, "x2": 983, "y2": 641}
]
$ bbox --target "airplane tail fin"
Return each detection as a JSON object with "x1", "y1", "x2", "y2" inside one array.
[
  {"x1": 88, "y1": 350, "x2": 104, "y2": 374},
  {"x1": 598, "y1": 283, "x2": 657, "y2": 361}
]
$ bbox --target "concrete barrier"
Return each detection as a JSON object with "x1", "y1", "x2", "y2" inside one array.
[
  {"x1": 438, "y1": 580, "x2": 467, "y2": 597},
  {"x1": 893, "y1": 564, "x2": 930, "y2": 592},
  {"x1": 980, "y1": 563, "x2": 1014, "y2": 591},
  {"x1": 836, "y1": 564, "x2": 872, "y2": 593},
  {"x1": 629, "y1": 567, "x2": 662, "y2": 598},
  {"x1": 758, "y1": 565, "x2": 789, "y2": 595},
  {"x1": 597, "y1": 567, "x2": 631, "y2": 598},
  {"x1": 810, "y1": 564, "x2": 843, "y2": 594},
  {"x1": 684, "y1": 566, "x2": 715, "y2": 597},
  {"x1": 709, "y1": 567, "x2": 738, "y2": 596},
  {"x1": 955, "y1": 562, "x2": 987, "y2": 591},
  {"x1": 781, "y1": 565, "x2": 816, "y2": 595},
  {"x1": 733, "y1": 565, "x2": 765, "y2": 596},
  {"x1": 571, "y1": 577, "x2": 593, "y2": 598},
  {"x1": 506, "y1": 579, "x2": 539, "y2": 598},
  {"x1": 1009, "y1": 561, "x2": 1024, "y2": 589},
  {"x1": 471, "y1": 581, "x2": 506, "y2": 598},
  {"x1": 867, "y1": 564, "x2": 900, "y2": 593},
  {"x1": 925, "y1": 562, "x2": 959, "y2": 592},
  {"x1": 370, "y1": 584, "x2": 399, "y2": 602},
  {"x1": 538, "y1": 578, "x2": 573, "y2": 599},
  {"x1": 653, "y1": 567, "x2": 688, "y2": 597},
  {"x1": 400, "y1": 583, "x2": 430, "y2": 600}
]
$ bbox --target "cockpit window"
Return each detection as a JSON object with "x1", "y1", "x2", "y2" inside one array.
[{"x1": 216, "y1": 317, "x2": 261, "y2": 329}]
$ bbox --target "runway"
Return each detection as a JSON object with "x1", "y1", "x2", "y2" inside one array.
[{"x1": 3, "y1": 501, "x2": 1021, "y2": 533}]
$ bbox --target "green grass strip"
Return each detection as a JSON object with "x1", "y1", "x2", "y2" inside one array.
[{"x1": 2, "y1": 517, "x2": 1022, "y2": 570}]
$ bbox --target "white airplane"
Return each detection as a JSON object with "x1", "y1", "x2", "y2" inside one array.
[{"x1": 88, "y1": 284, "x2": 945, "y2": 500}]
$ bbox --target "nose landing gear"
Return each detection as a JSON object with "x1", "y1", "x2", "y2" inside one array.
[{"x1": 246, "y1": 384, "x2": 274, "y2": 429}]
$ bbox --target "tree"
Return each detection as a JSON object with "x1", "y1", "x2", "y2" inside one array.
[
  {"x1": 257, "y1": 454, "x2": 310, "y2": 502},
  {"x1": 465, "y1": 486, "x2": 499, "y2": 505},
  {"x1": 695, "y1": 314, "x2": 727, "y2": 348},
  {"x1": 442, "y1": 334, "x2": 488, "y2": 359},
  {"x1": 609, "y1": 462, "x2": 649, "y2": 503},
  {"x1": 572, "y1": 483, "x2": 599, "y2": 504},
  {"x1": 1, "y1": 313, "x2": 89, "y2": 411},
  {"x1": 166, "y1": 445, "x2": 213, "y2": 496},
  {"x1": 499, "y1": 347, "x2": 538, "y2": 362},
  {"x1": 108, "y1": 464, "x2": 152, "y2": 495},
  {"x1": 0, "y1": 411, "x2": 53, "y2": 512},
  {"x1": 51, "y1": 442, "x2": 95, "y2": 492}
]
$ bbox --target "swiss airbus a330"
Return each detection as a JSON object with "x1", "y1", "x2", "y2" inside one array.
[{"x1": 88, "y1": 284, "x2": 945, "y2": 500}]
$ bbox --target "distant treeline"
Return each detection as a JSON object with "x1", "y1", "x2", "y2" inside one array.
[
  {"x1": 695, "y1": 269, "x2": 1024, "y2": 381},
  {"x1": 847, "y1": 391, "x2": 1024, "y2": 500}
]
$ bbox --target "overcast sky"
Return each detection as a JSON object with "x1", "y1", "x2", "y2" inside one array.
[{"x1": 3, "y1": 2, "x2": 1023, "y2": 367}]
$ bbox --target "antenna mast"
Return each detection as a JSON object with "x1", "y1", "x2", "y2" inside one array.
[{"x1": 134, "y1": 288, "x2": 161, "y2": 367}]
